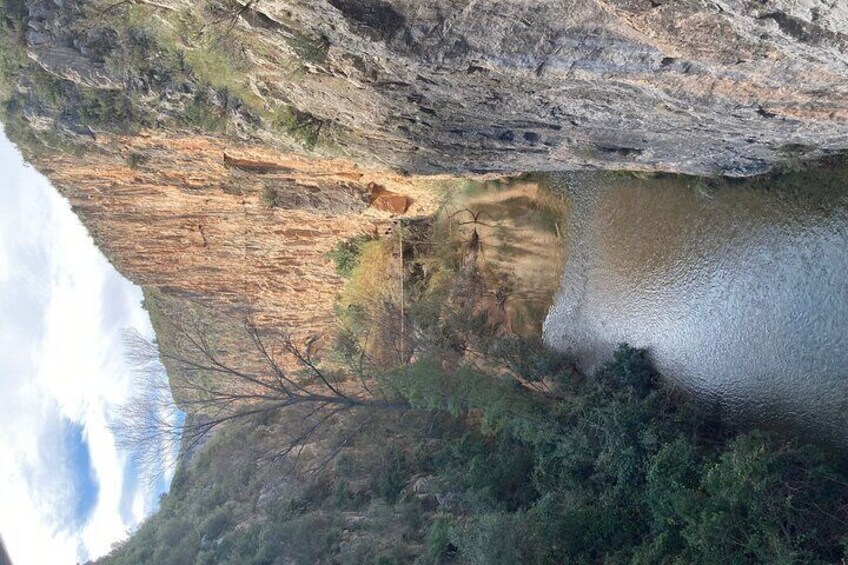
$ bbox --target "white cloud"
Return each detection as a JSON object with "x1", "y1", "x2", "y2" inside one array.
[{"x1": 0, "y1": 131, "x2": 170, "y2": 564}]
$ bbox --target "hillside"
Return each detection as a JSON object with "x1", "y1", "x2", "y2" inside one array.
[
  {"x1": 93, "y1": 173, "x2": 848, "y2": 564},
  {"x1": 4, "y1": 0, "x2": 848, "y2": 346},
  {"x1": 3, "y1": 0, "x2": 848, "y2": 562}
]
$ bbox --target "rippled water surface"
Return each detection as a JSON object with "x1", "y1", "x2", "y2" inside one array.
[{"x1": 542, "y1": 167, "x2": 848, "y2": 446}]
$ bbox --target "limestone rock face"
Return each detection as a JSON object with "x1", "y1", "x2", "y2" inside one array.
[
  {"x1": 36, "y1": 134, "x2": 443, "y2": 336},
  {"x1": 247, "y1": 0, "x2": 848, "y2": 176},
  {"x1": 15, "y1": 0, "x2": 848, "y2": 177},
  {"x1": 28, "y1": 45, "x2": 120, "y2": 90}
]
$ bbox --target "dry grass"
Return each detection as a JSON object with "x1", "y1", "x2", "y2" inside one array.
[
  {"x1": 336, "y1": 238, "x2": 406, "y2": 367},
  {"x1": 338, "y1": 239, "x2": 397, "y2": 311}
]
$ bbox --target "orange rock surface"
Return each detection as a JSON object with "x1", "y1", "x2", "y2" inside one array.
[{"x1": 34, "y1": 133, "x2": 448, "y2": 336}]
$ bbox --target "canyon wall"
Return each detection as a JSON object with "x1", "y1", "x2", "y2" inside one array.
[
  {"x1": 13, "y1": 0, "x2": 848, "y2": 178},
  {"x1": 6, "y1": 0, "x2": 848, "y2": 351},
  {"x1": 264, "y1": 0, "x2": 848, "y2": 176},
  {"x1": 35, "y1": 133, "x2": 444, "y2": 337}
]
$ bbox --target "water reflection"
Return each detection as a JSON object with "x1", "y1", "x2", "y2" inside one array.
[{"x1": 543, "y1": 166, "x2": 848, "y2": 447}]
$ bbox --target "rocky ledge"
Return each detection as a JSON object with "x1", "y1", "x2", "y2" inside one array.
[{"x1": 7, "y1": 0, "x2": 848, "y2": 177}]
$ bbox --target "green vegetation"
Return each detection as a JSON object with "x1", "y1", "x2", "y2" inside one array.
[
  {"x1": 0, "y1": 0, "x2": 343, "y2": 160},
  {"x1": 100, "y1": 1, "x2": 333, "y2": 142},
  {"x1": 163, "y1": 6, "x2": 264, "y2": 111},
  {"x1": 0, "y1": 0, "x2": 69, "y2": 157},
  {"x1": 0, "y1": 0, "x2": 27, "y2": 101},
  {"x1": 285, "y1": 30, "x2": 330, "y2": 65},
  {"x1": 271, "y1": 105, "x2": 325, "y2": 150},
  {"x1": 259, "y1": 185, "x2": 278, "y2": 207},
  {"x1": 332, "y1": 235, "x2": 403, "y2": 366},
  {"x1": 183, "y1": 91, "x2": 230, "y2": 133},
  {"x1": 76, "y1": 87, "x2": 140, "y2": 129},
  {"x1": 96, "y1": 342, "x2": 848, "y2": 564},
  {"x1": 100, "y1": 2, "x2": 259, "y2": 133},
  {"x1": 0, "y1": 0, "x2": 147, "y2": 158},
  {"x1": 102, "y1": 206, "x2": 848, "y2": 565},
  {"x1": 327, "y1": 234, "x2": 377, "y2": 277},
  {"x1": 126, "y1": 151, "x2": 150, "y2": 170}
]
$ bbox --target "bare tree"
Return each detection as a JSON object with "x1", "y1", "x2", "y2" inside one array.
[{"x1": 114, "y1": 316, "x2": 408, "y2": 482}]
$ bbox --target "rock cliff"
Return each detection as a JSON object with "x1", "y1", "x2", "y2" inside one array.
[
  {"x1": 36, "y1": 132, "x2": 446, "y2": 336},
  {"x1": 9, "y1": 0, "x2": 848, "y2": 176},
  {"x1": 4, "y1": 0, "x2": 848, "y2": 343},
  {"x1": 265, "y1": 0, "x2": 848, "y2": 176}
]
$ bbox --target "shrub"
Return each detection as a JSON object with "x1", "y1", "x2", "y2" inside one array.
[
  {"x1": 126, "y1": 151, "x2": 149, "y2": 169},
  {"x1": 200, "y1": 506, "x2": 233, "y2": 541},
  {"x1": 1, "y1": 0, "x2": 27, "y2": 20},
  {"x1": 326, "y1": 234, "x2": 374, "y2": 277},
  {"x1": 457, "y1": 512, "x2": 537, "y2": 565},
  {"x1": 423, "y1": 516, "x2": 456, "y2": 564},
  {"x1": 285, "y1": 31, "x2": 329, "y2": 64},
  {"x1": 96, "y1": 341, "x2": 848, "y2": 565},
  {"x1": 75, "y1": 85, "x2": 141, "y2": 129},
  {"x1": 374, "y1": 446, "x2": 407, "y2": 504},
  {"x1": 182, "y1": 91, "x2": 228, "y2": 132},
  {"x1": 259, "y1": 185, "x2": 277, "y2": 207},
  {"x1": 271, "y1": 105, "x2": 324, "y2": 149},
  {"x1": 487, "y1": 335, "x2": 569, "y2": 382}
]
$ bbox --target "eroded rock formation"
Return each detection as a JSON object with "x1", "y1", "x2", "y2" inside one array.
[
  {"x1": 38, "y1": 134, "x2": 445, "y2": 335},
  {"x1": 6, "y1": 0, "x2": 848, "y2": 346},
  {"x1": 268, "y1": 0, "x2": 848, "y2": 176},
  {"x1": 12, "y1": 0, "x2": 848, "y2": 177}
]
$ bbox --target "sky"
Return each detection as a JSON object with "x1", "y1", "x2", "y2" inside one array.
[{"x1": 0, "y1": 130, "x2": 174, "y2": 564}]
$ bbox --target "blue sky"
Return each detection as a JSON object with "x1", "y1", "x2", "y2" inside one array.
[
  {"x1": 0, "y1": 130, "x2": 174, "y2": 564},
  {"x1": 61, "y1": 419, "x2": 100, "y2": 525}
]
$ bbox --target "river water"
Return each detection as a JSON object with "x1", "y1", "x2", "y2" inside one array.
[{"x1": 542, "y1": 165, "x2": 848, "y2": 447}]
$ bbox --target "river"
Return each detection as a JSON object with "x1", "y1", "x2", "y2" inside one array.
[{"x1": 542, "y1": 163, "x2": 848, "y2": 447}]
